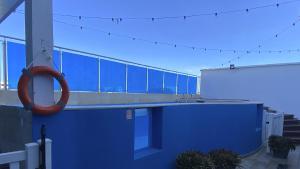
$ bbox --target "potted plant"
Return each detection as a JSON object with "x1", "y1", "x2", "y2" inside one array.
[
  {"x1": 176, "y1": 151, "x2": 215, "y2": 169},
  {"x1": 268, "y1": 135, "x2": 296, "y2": 159},
  {"x1": 208, "y1": 149, "x2": 241, "y2": 169}
]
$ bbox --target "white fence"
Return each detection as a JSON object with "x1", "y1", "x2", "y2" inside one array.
[
  {"x1": 0, "y1": 139, "x2": 52, "y2": 169},
  {"x1": 261, "y1": 111, "x2": 284, "y2": 152}
]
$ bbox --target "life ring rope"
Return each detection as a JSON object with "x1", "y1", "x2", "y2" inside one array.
[{"x1": 17, "y1": 66, "x2": 69, "y2": 115}]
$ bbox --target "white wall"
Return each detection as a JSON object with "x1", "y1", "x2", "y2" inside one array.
[{"x1": 201, "y1": 63, "x2": 300, "y2": 118}]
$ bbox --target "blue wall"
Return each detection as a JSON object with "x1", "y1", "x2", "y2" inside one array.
[{"x1": 32, "y1": 103, "x2": 262, "y2": 169}]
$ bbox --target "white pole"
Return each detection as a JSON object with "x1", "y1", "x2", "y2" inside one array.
[
  {"x1": 25, "y1": 143, "x2": 39, "y2": 169},
  {"x1": 46, "y1": 139, "x2": 52, "y2": 169},
  {"x1": 25, "y1": 0, "x2": 54, "y2": 105},
  {"x1": 9, "y1": 162, "x2": 20, "y2": 169}
]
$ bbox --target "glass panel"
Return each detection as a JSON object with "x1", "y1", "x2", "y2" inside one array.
[
  {"x1": 7, "y1": 41, "x2": 25, "y2": 89},
  {"x1": 177, "y1": 74, "x2": 188, "y2": 94},
  {"x1": 53, "y1": 50, "x2": 60, "y2": 91},
  {"x1": 188, "y1": 76, "x2": 197, "y2": 94},
  {"x1": 164, "y1": 72, "x2": 177, "y2": 94},
  {"x1": 7, "y1": 41, "x2": 61, "y2": 90},
  {"x1": 100, "y1": 59, "x2": 126, "y2": 92},
  {"x1": 127, "y1": 65, "x2": 147, "y2": 93},
  {"x1": 148, "y1": 69, "x2": 163, "y2": 93},
  {"x1": 62, "y1": 52, "x2": 99, "y2": 91}
]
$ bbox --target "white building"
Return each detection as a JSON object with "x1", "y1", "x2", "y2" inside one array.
[{"x1": 201, "y1": 62, "x2": 300, "y2": 118}]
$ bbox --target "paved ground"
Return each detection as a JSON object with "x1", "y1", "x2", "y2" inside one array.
[{"x1": 241, "y1": 146, "x2": 300, "y2": 169}]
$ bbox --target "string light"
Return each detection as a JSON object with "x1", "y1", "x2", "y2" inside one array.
[
  {"x1": 15, "y1": 0, "x2": 300, "y2": 22},
  {"x1": 221, "y1": 18, "x2": 300, "y2": 67},
  {"x1": 52, "y1": 19, "x2": 300, "y2": 55},
  {"x1": 12, "y1": 9, "x2": 300, "y2": 61}
]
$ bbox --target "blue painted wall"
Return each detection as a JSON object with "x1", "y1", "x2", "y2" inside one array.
[{"x1": 32, "y1": 103, "x2": 262, "y2": 169}]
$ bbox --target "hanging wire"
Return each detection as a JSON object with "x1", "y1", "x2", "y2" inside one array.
[
  {"x1": 11, "y1": 11, "x2": 300, "y2": 55},
  {"x1": 220, "y1": 18, "x2": 300, "y2": 67},
  {"x1": 53, "y1": 19, "x2": 300, "y2": 55},
  {"x1": 15, "y1": 0, "x2": 300, "y2": 22}
]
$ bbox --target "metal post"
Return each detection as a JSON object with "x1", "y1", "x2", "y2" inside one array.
[
  {"x1": 187, "y1": 76, "x2": 189, "y2": 94},
  {"x1": 162, "y1": 72, "x2": 165, "y2": 93},
  {"x1": 146, "y1": 68, "x2": 149, "y2": 93},
  {"x1": 176, "y1": 73, "x2": 178, "y2": 95},
  {"x1": 39, "y1": 125, "x2": 46, "y2": 169},
  {"x1": 125, "y1": 64, "x2": 128, "y2": 93},
  {"x1": 25, "y1": 0, "x2": 54, "y2": 105},
  {"x1": 59, "y1": 49, "x2": 63, "y2": 73},
  {"x1": 98, "y1": 58, "x2": 101, "y2": 93},
  {"x1": 59, "y1": 49, "x2": 63, "y2": 92},
  {"x1": 3, "y1": 39, "x2": 8, "y2": 90}
]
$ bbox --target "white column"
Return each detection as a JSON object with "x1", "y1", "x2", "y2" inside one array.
[
  {"x1": 9, "y1": 162, "x2": 20, "y2": 169},
  {"x1": 25, "y1": 0, "x2": 54, "y2": 105},
  {"x1": 25, "y1": 143, "x2": 39, "y2": 169}
]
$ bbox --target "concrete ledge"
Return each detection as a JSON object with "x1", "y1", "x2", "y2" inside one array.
[{"x1": 0, "y1": 90, "x2": 200, "y2": 106}]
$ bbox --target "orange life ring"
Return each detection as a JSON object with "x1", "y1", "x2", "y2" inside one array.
[{"x1": 17, "y1": 66, "x2": 69, "y2": 115}]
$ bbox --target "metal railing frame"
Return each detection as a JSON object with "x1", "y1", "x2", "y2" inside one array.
[{"x1": 0, "y1": 34, "x2": 198, "y2": 94}]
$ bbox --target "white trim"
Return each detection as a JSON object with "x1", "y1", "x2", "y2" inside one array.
[
  {"x1": 0, "y1": 151, "x2": 25, "y2": 164},
  {"x1": 202, "y1": 62, "x2": 300, "y2": 72}
]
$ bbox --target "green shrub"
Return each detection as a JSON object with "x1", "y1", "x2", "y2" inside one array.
[
  {"x1": 176, "y1": 151, "x2": 215, "y2": 169},
  {"x1": 268, "y1": 135, "x2": 296, "y2": 158},
  {"x1": 208, "y1": 149, "x2": 241, "y2": 169}
]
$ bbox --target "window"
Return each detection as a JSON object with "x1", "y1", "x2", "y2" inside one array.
[{"x1": 134, "y1": 108, "x2": 151, "y2": 151}]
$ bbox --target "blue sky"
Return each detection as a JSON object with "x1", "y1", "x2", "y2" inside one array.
[{"x1": 0, "y1": 0, "x2": 300, "y2": 75}]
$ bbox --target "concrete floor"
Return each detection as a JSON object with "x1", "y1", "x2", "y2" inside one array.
[{"x1": 241, "y1": 146, "x2": 300, "y2": 169}]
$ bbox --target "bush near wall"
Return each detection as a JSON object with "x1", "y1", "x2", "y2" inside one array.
[
  {"x1": 176, "y1": 151, "x2": 215, "y2": 169},
  {"x1": 176, "y1": 149, "x2": 241, "y2": 169}
]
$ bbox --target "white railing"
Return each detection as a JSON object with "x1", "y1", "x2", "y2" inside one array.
[{"x1": 0, "y1": 139, "x2": 52, "y2": 169}]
